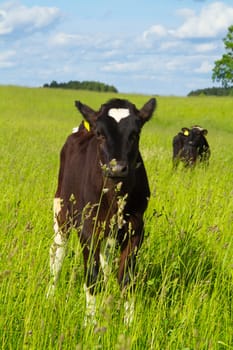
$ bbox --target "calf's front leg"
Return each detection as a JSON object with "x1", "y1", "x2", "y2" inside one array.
[
  {"x1": 81, "y1": 235, "x2": 101, "y2": 325},
  {"x1": 118, "y1": 233, "x2": 142, "y2": 288},
  {"x1": 47, "y1": 198, "x2": 69, "y2": 297},
  {"x1": 118, "y1": 233, "x2": 143, "y2": 325}
]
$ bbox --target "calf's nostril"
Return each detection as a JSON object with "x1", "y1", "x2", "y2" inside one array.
[
  {"x1": 109, "y1": 162, "x2": 128, "y2": 177},
  {"x1": 121, "y1": 165, "x2": 128, "y2": 174}
]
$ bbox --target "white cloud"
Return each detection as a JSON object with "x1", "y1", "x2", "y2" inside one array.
[
  {"x1": 176, "y1": 8, "x2": 195, "y2": 18},
  {"x1": 138, "y1": 2, "x2": 233, "y2": 52},
  {"x1": 49, "y1": 32, "x2": 123, "y2": 57},
  {"x1": 50, "y1": 32, "x2": 88, "y2": 46},
  {"x1": 165, "y1": 57, "x2": 186, "y2": 71},
  {"x1": 101, "y1": 61, "x2": 143, "y2": 73},
  {"x1": 173, "y1": 2, "x2": 233, "y2": 38},
  {"x1": 194, "y1": 42, "x2": 218, "y2": 53},
  {"x1": 0, "y1": 2, "x2": 61, "y2": 36},
  {"x1": 144, "y1": 25, "x2": 167, "y2": 39},
  {"x1": 160, "y1": 40, "x2": 183, "y2": 51},
  {"x1": 0, "y1": 50, "x2": 16, "y2": 67},
  {"x1": 195, "y1": 61, "x2": 213, "y2": 73},
  {"x1": 139, "y1": 25, "x2": 167, "y2": 48}
]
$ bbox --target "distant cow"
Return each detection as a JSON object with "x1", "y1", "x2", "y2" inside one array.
[
  {"x1": 47, "y1": 97, "x2": 156, "y2": 322},
  {"x1": 173, "y1": 125, "x2": 210, "y2": 167}
]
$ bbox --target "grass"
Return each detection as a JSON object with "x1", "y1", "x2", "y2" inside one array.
[{"x1": 0, "y1": 85, "x2": 233, "y2": 349}]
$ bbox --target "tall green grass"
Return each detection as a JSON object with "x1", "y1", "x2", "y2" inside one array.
[{"x1": 0, "y1": 86, "x2": 233, "y2": 349}]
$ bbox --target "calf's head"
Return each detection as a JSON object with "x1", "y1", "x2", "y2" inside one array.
[
  {"x1": 188, "y1": 126, "x2": 208, "y2": 148},
  {"x1": 75, "y1": 98, "x2": 156, "y2": 179}
]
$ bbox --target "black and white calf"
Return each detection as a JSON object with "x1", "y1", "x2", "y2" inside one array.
[{"x1": 173, "y1": 125, "x2": 210, "y2": 167}]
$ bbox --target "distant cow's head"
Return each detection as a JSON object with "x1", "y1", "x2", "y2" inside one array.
[
  {"x1": 75, "y1": 98, "x2": 156, "y2": 179},
  {"x1": 187, "y1": 126, "x2": 208, "y2": 148}
]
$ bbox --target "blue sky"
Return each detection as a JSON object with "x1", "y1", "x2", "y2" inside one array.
[{"x1": 0, "y1": 0, "x2": 233, "y2": 95}]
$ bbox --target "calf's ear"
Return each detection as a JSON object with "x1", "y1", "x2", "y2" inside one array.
[
  {"x1": 139, "y1": 98, "x2": 156, "y2": 123},
  {"x1": 202, "y1": 129, "x2": 208, "y2": 135},
  {"x1": 182, "y1": 127, "x2": 190, "y2": 136},
  {"x1": 75, "y1": 101, "x2": 97, "y2": 126}
]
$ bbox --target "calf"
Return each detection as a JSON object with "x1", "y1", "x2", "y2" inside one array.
[
  {"x1": 173, "y1": 125, "x2": 210, "y2": 167},
  {"x1": 48, "y1": 97, "x2": 156, "y2": 322}
]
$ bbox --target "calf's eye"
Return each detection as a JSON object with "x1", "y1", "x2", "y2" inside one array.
[
  {"x1": 96, "y1": 130, "x2": 106, "y2": 140},
  {"x1": 130, "y1": 133, "x2": 138, "y2": 143}
]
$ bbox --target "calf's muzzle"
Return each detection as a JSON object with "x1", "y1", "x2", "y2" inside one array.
[{"x1": 107, "y1": 160, "x2": 129, "y2": 178}]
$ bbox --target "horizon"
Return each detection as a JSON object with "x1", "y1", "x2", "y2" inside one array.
[{"x1": 0, "y1": 0, "x2": 233, "y2": 96}]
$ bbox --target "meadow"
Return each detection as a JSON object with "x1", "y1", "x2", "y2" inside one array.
[{"x1": 0, "y1": 85, "x2": 233, "y2": 349}]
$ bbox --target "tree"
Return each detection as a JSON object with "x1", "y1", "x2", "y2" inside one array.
[
  {"x1": 43, "y1": 80, "x2": 118, "y2": 93},
  {"x1": 212, "y1": 25, "x2": 233, "y2": 88}
]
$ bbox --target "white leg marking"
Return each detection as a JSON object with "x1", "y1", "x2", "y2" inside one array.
[
  {"x1": 47, "y1": 198, "x2": 68, "y2": 297},
  {"x1": 124, "y1": 299, "x2": 134, "y2": 325},
  {"x1": 99, "y1": 252, "x2": 109, "y2": 283},
  {"x1": 100, "y1": 237, "x2": 116, "y2": 283},
  {"x1": 83, "y1": 284, "x2": 96, "y2": 326},
  {"x1": 53, "y1": 197, "x2": 61, "y2": 225}
]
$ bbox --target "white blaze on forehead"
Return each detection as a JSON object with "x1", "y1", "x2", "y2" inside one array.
[
  {"x1": 108, "y1": 108, "x2": 130, "y2": 122},
  {"x1": 192, "y1": 125, "x2": 203, "y2": 131}
]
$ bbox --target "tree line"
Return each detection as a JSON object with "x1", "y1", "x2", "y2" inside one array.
[
  {"x1": 43, "y1": 80, "x2": 118, "y2": 93},
  {"x1": 188, "y1": 87, "x2": 233, "y2": 97}
]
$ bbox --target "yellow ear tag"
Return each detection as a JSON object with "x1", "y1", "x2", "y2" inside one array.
[
  {"x1": 184, "y1": 130, "x2": 189, "y2": 136},
  {"x1": 84, "y1": 120, "x2": 90, "y2": 132}
]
